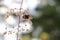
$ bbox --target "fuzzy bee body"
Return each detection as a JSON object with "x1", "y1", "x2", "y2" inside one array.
[{"x1": 22, "y1": 15, "x2": 30, "y2": 19}]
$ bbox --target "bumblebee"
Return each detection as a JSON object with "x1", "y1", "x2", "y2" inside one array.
[
  {"x1": 22, "y1": 9, "x2": 31, "y2": 20},
  {"x1": 22, "y1": 14, "x2": 30, "y2": 19}
]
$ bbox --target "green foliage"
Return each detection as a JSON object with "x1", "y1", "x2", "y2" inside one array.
[
  {"x1": 55, "y1": 0, "x2": 60, "y2": 5},
  {"x1": 33, "y1": 5, "x2": 60, "y2": 33}
]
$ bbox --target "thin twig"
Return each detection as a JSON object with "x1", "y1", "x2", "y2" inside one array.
[{"x1": 17, "y1": 0, "x2": 23, "y2": 40}]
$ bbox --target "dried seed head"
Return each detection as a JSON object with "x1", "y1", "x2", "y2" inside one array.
[
  {"x1": 13, "y1": 32, "x2": 15, "y2": 33},
  {"x1": 22, "y1": 28, "x2": 25, "y2": 31},
  {"x1": 3, "y1": 32, "x2": 7, "y2": 35},
  {"x1": 4, "y1": 12, "x2": 10, "y2": 19},
  {"x1": 10, "y1": 9, "x2": 14, "y2": 14},
  {"x1": 9, "y1": 31, "x2": 12, "y2": 34},
  {"x1": 26, "y1": 29, "x2": 30, "y2": 33},
  {"x1": 16, "y1": 12, "x2": 20, "y2": 16},
  {"x1": 29, "y1": 20, "x2": 32, "y2": 25}
]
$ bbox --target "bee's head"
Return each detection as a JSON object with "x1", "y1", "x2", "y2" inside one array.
[{"x1": 22, "y1": 14, "x2": 30, "y2": 19}]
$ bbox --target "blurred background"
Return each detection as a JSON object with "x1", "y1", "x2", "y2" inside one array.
[{"x1": 0, "y1": 0, "x2": 60, "y2": 40}]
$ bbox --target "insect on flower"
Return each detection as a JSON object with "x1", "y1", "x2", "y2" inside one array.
[{"x1": 22, "y1": 9, "x2": 32, "y2": 20}]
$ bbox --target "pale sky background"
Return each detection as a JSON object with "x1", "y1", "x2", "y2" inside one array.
[
  {"x1": 1, "y1": 0, "x2": 40, "y2": 11},
  {"x1": 0, "y1": 0, "x2": 41, "y2": 17}
]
